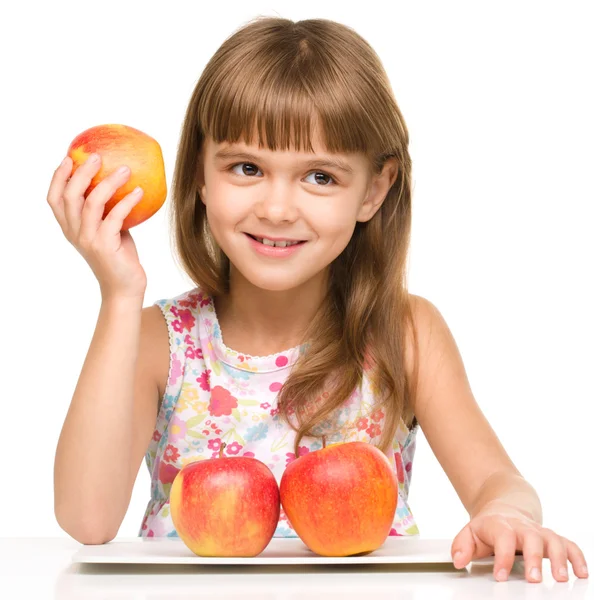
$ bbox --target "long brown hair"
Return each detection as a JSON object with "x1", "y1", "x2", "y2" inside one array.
[{"x1": 169, "y1": 16, "x2": 419, "y2": 456}]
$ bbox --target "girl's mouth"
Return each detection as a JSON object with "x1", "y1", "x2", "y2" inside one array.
[
  {"x1": 245, "y1": 233, "x2": 307, "y2": 257},
  {"x1": 246, "y1": 234, "x2": 305, "y2": 248}
]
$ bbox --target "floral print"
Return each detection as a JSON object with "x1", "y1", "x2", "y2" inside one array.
[{"x1": 139, "y1": 287, "x2": 420, "y2": 538}]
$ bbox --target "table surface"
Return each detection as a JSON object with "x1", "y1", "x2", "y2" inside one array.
[{"x1": 1, "y1": 536, "x2": 591, "y2": 599}]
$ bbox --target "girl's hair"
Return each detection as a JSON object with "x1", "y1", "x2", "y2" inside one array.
[{"x1": 170, "y1": 16, "x2": 419, "y2": 456}]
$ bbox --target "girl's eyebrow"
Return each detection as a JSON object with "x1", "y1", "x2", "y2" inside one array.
[{"x1": 213, "y1": 148, "x2": 354, "y2": 175}]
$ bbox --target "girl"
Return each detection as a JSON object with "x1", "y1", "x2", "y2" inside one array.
[{"x1": 49, "y1": 16, "x2": 588, "y2": 584}]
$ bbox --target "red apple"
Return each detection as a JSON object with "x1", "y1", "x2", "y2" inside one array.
[
  {"x1": 170, "y1": 443, "x2": 280, "y2": 557},
  {"x1": 67, "y1": 123, "x2": 167, "y2": 229},
  {"x1": 280, "y1": 440, "x2": 398, "y2": 556}
]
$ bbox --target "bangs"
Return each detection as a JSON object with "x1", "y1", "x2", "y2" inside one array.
[{"x1": 198, "y1": 48, "x2": 379, "y2": 159}]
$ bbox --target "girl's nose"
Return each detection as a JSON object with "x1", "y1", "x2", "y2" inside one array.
[{"x1": 253, "y1": 182, "x2": 299, "y2": 223}]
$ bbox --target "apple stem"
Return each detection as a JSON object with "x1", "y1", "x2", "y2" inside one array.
[
  {"x1": 322, "y1": 435, "x2": 327, "y2": 449},
  {"x1": 219, "y1": 442, "x2": 226, "y2": 458}
]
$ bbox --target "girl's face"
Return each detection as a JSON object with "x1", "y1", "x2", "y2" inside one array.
[{"x1": 198, "y1": 129, "x2": 397, "y2": 292}]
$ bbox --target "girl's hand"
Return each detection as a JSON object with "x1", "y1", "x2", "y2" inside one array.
[
  {"x1": 451, "y1": 500, "x2": 589, "y2": 583},
  {"x1": 47, "y1": 154, "x2": 147, "y2": 301}
]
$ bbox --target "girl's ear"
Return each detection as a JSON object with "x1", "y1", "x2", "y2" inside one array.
[
  {"x1": 357, "y1": 158, "x2": 399, "y2": 222},
  {"x1": 197, "y1": 152, "x2": 207, "y2": 204}
]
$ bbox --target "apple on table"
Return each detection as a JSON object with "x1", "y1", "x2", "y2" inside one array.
[
  {"x1": 280, "y1": 439, "x2": 399, "y2": 557},
  {"x1": 170, "y1": 443, "x2": 281, "y2": 557}
]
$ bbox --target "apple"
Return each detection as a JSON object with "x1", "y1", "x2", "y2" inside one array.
[
  {"x1": 170, "y1": 443, "x2": 280, "y2": 557},
  {"x1": 67, "y1": 123, "x2": 167, "y2": 229},
  {"x1": 280, "y1": 440, "x2": 398, "y2": 556}
]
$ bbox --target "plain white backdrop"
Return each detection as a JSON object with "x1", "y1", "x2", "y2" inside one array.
[{"x1": 1, "y1": 0, "x2": 592, "y2": 550}]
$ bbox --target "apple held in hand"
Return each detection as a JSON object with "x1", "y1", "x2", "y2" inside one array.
[
  {"x1": 67, "y1": 123, "x2": 167, "y2": 230},
  {"x1": 170, "y1": 443, "x2": 280, "y2": 557},
  {"x1": 280, "y1": 440, "x2": 398, "y2": 557}
]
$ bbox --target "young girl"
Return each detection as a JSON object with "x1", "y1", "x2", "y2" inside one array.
[{"x1": 49, "y1": 16, "x2": 587, "y2": 584}]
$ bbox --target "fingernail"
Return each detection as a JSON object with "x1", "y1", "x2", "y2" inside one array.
[
  {"x1": 90, "y1": 153, "x2": 99, "y2": 163},
  {"x1": 60, "y1": 157, "x2": 69, "y2": 167},
  {"x1": 117, "y1": 165, "x2": 130, "y2": 174},
  {"x1": 580, "y1": 565, "x2": 588, "y2": 577},
  {"x1": 530, "y1": 567, "x2": 541, "y2": 581},
  {"x1": 558, "y1": 566, "x2": 568, "y2": 578},
  {"x1": 454, "y1": 551, "x2": 463, "y2": 565},
  {"x1": 497, "y1": 569, "x2": 508, "y2": 581}
]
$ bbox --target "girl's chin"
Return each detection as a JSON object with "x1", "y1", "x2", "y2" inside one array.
[{"x1": 227, "y1": 263, "x2": 311, "y2": 292}]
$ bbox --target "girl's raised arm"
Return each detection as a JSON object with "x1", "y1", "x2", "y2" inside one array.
[{"x1": 47, "y1": 154, "x2": 169, "y2": 544}]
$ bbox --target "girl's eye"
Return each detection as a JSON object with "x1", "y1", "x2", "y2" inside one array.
[{"x1": 229, "y1": 162, "x2": 336, "y2": 186}]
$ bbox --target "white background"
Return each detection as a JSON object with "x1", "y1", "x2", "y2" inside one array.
[{"x1": 1, "y1": 0, "x2": 592, "y2": 549}]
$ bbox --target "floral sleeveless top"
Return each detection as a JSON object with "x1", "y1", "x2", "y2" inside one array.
[{"x1": 139, "y1": 287, "x2": 420, "y2": 538}]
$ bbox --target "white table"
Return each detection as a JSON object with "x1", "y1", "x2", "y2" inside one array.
[{"x1": 1, "y1": 537, "x2": 591, "y2": 599}]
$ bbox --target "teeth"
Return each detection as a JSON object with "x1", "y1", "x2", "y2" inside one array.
[{"x1": 256, "y1": 237, "x2": 300, "y2": 248}]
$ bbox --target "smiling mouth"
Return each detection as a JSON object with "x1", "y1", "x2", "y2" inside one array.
[{"x1": 246, "y1": 234, "x2": 306, "y2": 248}]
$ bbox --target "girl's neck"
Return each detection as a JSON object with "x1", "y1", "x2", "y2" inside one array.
[{"x1": 214, "y1": 266, "x2": 328, "y2": 357}]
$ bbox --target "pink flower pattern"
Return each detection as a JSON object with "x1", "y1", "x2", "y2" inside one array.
[
  {"x1": 198, "y1": 370, "x2": 211, "y2": 391},
  {"x1": 208, "y1": 386, "x2": 238, "y2": 417}
]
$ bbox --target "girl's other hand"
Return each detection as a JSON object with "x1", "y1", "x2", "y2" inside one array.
[
  {"x1": 47, "y1": 154, "x2": 147, "y2": 302},
  {"x1": 451, "y1": 500, "x2": 589, "y2": 583}
]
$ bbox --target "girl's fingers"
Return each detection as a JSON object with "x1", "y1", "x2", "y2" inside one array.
[
  {"x1": 541, "y1": 530, "x2": 568, "y2": 582},
  {"x1": 451, "y1": 523, "x2": 476, "y2": 568},
  {"x1": 564, "y1": 538, "x2": 589, "y2": 579},
  {"x1": 97, "y1": 186, "x2": 144, "y2": 240},
  {"x1": 62, "y1": 153, "x2": 103, "y2": 235},
  {"x1": 462, "y1": 515, "x2": 588, "y2": 583},
  {"x1": 79, "y1": 165, "x2": 131, "y2": 245},
  {"x1": 46, "y1": 157, "x2": 72, "y2": 230},
  {"x1": 451, "y1": 522, "x2": 494, "y2": 567},
  {"x1": 491, "y1": 522, "x2": 517, "y2": 582},
  {"x1": 521, "y1": 528, "x2": 545, "y2": 582}
]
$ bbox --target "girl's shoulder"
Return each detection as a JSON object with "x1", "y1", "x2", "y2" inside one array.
[
  {"x1": 153, "y1": 285, "x2": 213, "y2": 331},
  {"x1": 148, "y1": 286, "x2": 212, "y2": 396}
]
